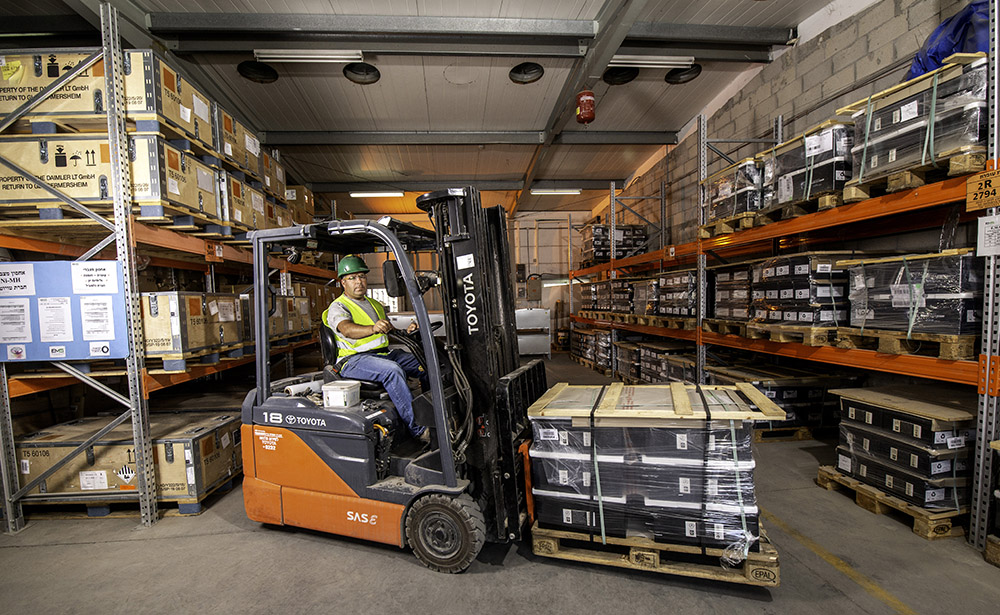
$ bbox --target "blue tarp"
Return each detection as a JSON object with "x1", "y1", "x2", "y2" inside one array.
[{"x1": 905, "y1": 1, "x2": 988, "y2": 80}]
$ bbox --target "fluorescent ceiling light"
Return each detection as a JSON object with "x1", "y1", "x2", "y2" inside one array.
[
  {"x1": 530, "y1": 188, "x2": 582, "y2": 195},
  {"x1": 608, "y1": 54, "x2": 694, "y2": 69},
  {"x1": 254, "y1": 49, "x2": 364, "y2": 63},
  {"x1": 350, "y1": 191, "x2": 404, "y2": 198}
]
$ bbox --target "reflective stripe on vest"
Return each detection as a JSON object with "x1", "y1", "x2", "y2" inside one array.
[{"x1": 324, "y1": 294, "x2": 388, "y2": 359}]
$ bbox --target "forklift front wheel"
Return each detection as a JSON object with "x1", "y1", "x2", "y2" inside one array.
[{"x1": 405, "y1": 493, "x2": 485, "y2": 573}]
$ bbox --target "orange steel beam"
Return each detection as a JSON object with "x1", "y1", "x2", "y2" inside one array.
[
  {"x1": 7, "y1": 377, "x2": 79, "y2": 398},
  {"x1": 570, "y1": 316, "x2": 698, "y2": 341},
  {"x1": 702, "y1": 177, "x2": 967, "y2": 253},
  {"x1": 143, "y1": 338, "x2": 318, "y2": 395}
]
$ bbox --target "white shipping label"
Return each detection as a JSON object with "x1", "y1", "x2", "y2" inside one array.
[
  {"x1": 776, "y1": 265, "x2": 790, "y2": 276},
  {"x1": 679, "y1": 477, "x2": 691, "y2": 494},
  {"x1": 910, "y1": 453, "x2": 920, "y2": 468},
  {"x1": 224, "y1": 142, "x2": 233, "y2": 156},
  {"x1": 38, "y1": 297, "x2": 73, "y2": 343},
  {"x1": 794, "y1": 264, "x2": 809, "y2": 275},
  {"x1": 456, "y1": 254, "x2": 475, "y2": 270},
  {"x1": 862, "y1": 438, "x2": 870, "y2": 451},
  {"x1": 245, "y1": 134, "x2": 261, "y2": 156},
  {"x1": 892, "y1": 109, "x2": 901, "y2": 124},
  {"x1": 930, "y1": 460, "x2": 950, "y2": 474},
  {"x1": 168, "y1": 177, "x2": 180, "y2": 195},
  {"x1": 858, "y1": 464, "x2": 867, "y2": 477},
  {"x1": 708, "y1": 435, "x2": 716, "y2": 451},
  {"x1": 865, "y1": 411, "x2": 873, "y2": 425},
  {"x1": 906, "y1": 483, "x2": 914, "y2": 497},
  {"x1": 925, "y1": 488, "x2": 945, "y2": 503},
  {"x1": 765, "y1": 390, "x2": 777, "y2": 398},
  {"x1": 193, "y1": 96, "x2": 210, "y2": 122},
  {"x1": 0, "y1": 263, "x2": 35, "y2": 296},
  {"x1": 20, "y1": 459, "x2": 28, "y2": 474},
  {"x1": 221, "y1": 431, "x2": 231, "y2": 449},
  {"x1": 187, "y1": 466, "x2": 196, "y2": 485},
  {"x1": 946, "y1": 436, "x2": 965, "y2": 449},
  {"x1": 890, "y1": 283, "x2": 926, "y2": 308},
  {"x1": 889, "y1": 447, "x2": 898, "y2": 461},
  {"x1": 899, "y1": 101, "x2": 919, "y2": 123},
  {"x1": 558, "y1": 469, "x2": 569, "y2": 485},
  {"x1": 233, "y1": 208, "x2": 243, "y2": 223},
  {"x1": 218, "y1": 300, "x2": 236, "y2": 322},
  {"x1": 871, "y1": 154, "x2": 878, "y2": 168},
  {"x1": 913, "y1": 424, "x2": 922, "y2": 439},
  {"x1": 888, "y1": 148, "x2": 897, "y2": 164},
  {"x1": 805, "y1": 129, "x2": 834, "y2": 156},
  {"x1": 71, "y1": 262, "x2": 118, "y2": 294},
  {"x1": 80, "y1": 296, "x2": 114, "y2": 341},
  {"x1": 265, "y1": 176, "x2": 271, "y2": 187},
  {"x1": 562, "y1": 509, "x2": 573, "y2": 524},
  {"x1": 582, "y1": 472, "x2": 591, "y2": 487},
  {"x1": 848, "y1": 407, "x2": 856, "y2": 420},
  {"x1": 777, "y1": 175, "x2": 794, "y2": 203},
  {"x1": 885, "y1": 475, "x2": 894, "y2": 489},
  {"x1": 713, "y1": 523, "x2": 725, "y2": 541},
  {"x1": 197, "y1": 167, "x2": 214, "y2": 192},
  {"x1": 816, "y1": 286, "x2": 843, "y2": 298},
  {"x1": 285, "y1": 189, "x2": 297, "y2": 201},
  {"x1": 89, "y1": 341, "x2": 111, "y2": 357},
  {"x1": 277, "y1": 167, "x2": 285, "y2": 183},
  {"x1": 559, "y1": 431, "x2": 569, "y2": 447},
  {"x1": 874, "y1": 117, "x2": 882, "y2": 131},
  {"x1": 538, "y1": 428, "x2": 558, "y2": 441},
  {"x1": 179, "y1": 105, "x2": 191, "y2": 122},
  {"x1": 685, "y1": 521, "x2": 698, "y2": 538},
  {"x1": 0, "y1": 298, "x2": 31, "y2": 344},
  {"x1": 707, "y1": 479, "x2": 718, "y2": 496},
  {"x1": 251, "y1": 191, "x2": 265, "y2": 213},
  {"x1": 838, "y1": 454, "x2": 852, "y2": 472},
  {"x1": 79, "y1": 470, "x2": 108, "y2": 490},
  {"x1": 675, "y1": 433, "x2": 688, "y2": 450},
  {"x1": 892, "y1": 418, "x2": 901, "y2": 432}
]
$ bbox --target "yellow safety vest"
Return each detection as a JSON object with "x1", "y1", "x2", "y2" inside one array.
[{"x1": 322, "y1": 295, "x2": 388, "y2": 360}]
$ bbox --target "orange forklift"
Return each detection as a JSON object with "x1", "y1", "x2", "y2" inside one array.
[{"x1": 240, "y1": 188, "x2": 547, "y2": 572}]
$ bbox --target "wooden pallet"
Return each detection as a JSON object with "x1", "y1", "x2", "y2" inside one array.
[
  {"x1": 753, "y1": 425, "x2": 813, "y2": 443},
  {"x1": 145, "y1": 346, "x2": 223, "y2": 373},
  {"x1": 136, "y1": 199, "x2": 231, "y2": 238},
  {"x1": 531, "y1": 522, "x2": 780, "y2": 587},
  {"x1": 754, "y1": 192, "x2": 843, "y2": 226},
  {"x1": 698, "y1": 211, "x2": 757, "y2": 238},
  {"x1": 835, "y1": 327, "x2": 977, "y2": 361},
  {"x1": 22, "y1": 474, "x2": 240, "y2": 519},
  {"x1": 816, "y1": 465, "x2": 966, "y2": 540},
  {"x1": 843, "y1": 150, "x2": 986, "y2": 203},
  {"x1": 650, "y1": 315, "x2": 697, "y2": 331},
  {"x1": 702, "y1": 318, "x2": 748, "y2": 337},
  {"x1": 745, "y1": 324, "x2": 836, "y2": 347}
]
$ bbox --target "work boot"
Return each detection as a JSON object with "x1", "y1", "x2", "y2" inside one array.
[{"x1": 417, "y1": 429, "x2": 432, "y2": 445}]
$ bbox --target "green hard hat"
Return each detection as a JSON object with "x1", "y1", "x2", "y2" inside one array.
[{"x1": 337, "y1": 255, "x2": 369, "y2": 277}]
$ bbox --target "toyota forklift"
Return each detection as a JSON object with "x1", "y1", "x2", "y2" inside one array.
[{"x1": 240, "y1": 188, "x2": 547, "y2": 572}]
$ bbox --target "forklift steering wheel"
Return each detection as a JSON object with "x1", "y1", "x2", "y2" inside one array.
[{"x1": 405, "y1": 320, "x2": 442, "y2": 338}]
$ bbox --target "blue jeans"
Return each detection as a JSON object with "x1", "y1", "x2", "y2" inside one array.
[{"x1": 340, "y1": 349, "x2": 428, "y2": 436}]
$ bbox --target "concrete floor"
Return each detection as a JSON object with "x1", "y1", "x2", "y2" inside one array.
[{"x1": 2, "y1": 353, "x2": 997, "y2": 614}]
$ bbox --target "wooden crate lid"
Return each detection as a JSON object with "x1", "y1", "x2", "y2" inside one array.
[
  {"x1": 828, "y1": 386, "x2": 976, "y2": 422},
  {"x1": 636, "y1": 340, "x2": 690, "y2": 352},
  {"x1": 16, "y1": 412, "x2": 238, "y2": 445},
  {"x1": 835, "y1": 247, "x2": 973, "y2": 268},
  {"x1": 707, "y1": 364, "x2": 846, "y2": 386},
  {"x1": 990, "y1": 440, "x2": 1000, "y2": 451},
  {"x1": 527, "y1": 382, "x2": 785, "y2": 424}
]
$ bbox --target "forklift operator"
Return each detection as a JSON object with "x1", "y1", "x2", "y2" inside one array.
[{"x1": 322, "y1": 255, "x2": 430, "y2": 441}]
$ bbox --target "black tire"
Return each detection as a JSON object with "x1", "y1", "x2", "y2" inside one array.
[{"x1": 405, "y1": 493, "x2": 486, "y2": 573}]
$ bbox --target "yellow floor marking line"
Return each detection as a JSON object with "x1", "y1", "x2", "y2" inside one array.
[{"x1": 760, "y1": 508, "x2": 918, "y2": 615}]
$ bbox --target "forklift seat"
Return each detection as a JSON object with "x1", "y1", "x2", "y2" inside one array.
[{"x1": 319, "y1": 322, "x2": 385, "y2": 397}]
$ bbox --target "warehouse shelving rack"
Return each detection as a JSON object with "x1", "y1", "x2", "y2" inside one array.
[
  {"x1": 569, "y1": 18, "x2": 1000, "y2": 549},
  {"x1": 0, "y1": 6, "x2": 328, "y2": 533}
]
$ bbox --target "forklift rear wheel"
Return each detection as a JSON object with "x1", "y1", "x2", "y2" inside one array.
[{"x1": 405, "y1": 493, "x2": 485, "y2": 573}]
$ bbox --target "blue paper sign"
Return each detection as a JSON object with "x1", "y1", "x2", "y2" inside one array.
[{"x1": 0, "y1": 260, "x2": 129, "y2": 362}]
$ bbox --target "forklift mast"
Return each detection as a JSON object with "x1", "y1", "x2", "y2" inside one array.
[{"x1": 417, "y1": 188, "x2": 538, "y2": 542}]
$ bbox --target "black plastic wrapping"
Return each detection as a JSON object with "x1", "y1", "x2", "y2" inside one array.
[
  {"x1": 632, "y1": 278, "x2": 660, "y2": 315},
  {"x1": 850, "y1": 60, "x2": 986, "y2": 183},
  {"x1": 712, "y1": 264, "x2": 752, "y2": 321},
  {"x1": 760, "y1": 122, "x2": 853, "y2": 209},
  {"x1": 847, "y1": 251, "x2": 982, "y2": 335},
  {"x1": 751, "y1": 254, "x2": 850, "y2": 326},
  {"x1": 704, "y1": 159, "x2": 761, "y2": 222},
  {"x1": 659, "y1": 270, "x2": 697, "y2": 317}
]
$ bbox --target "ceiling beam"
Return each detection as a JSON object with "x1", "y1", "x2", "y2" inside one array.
[
  {"x1": 145, "y1": 13, "x2": 790, "y2": 61},
  {"x1": 513, "y1": 0, "x2": 651, "y2": 217},
  {"x1": 0, "y1": 15, "x2": 96, "y2": 34},
  {"x1": 312, "y1": 180, "x2": 624, "y2": 192},
  {"x1": 260, "y1": 131, "x2": 677, "y2": 146}
]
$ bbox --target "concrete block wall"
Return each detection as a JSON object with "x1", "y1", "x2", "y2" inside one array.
[{"x1": 597, "y1": 0, "x2": 973, "y2": 246}]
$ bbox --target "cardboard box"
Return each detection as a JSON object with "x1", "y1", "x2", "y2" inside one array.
[
  {"x1": 0, "y1": 134, "x2": 220, "y2": 219},
  {"x1": 216, "y1": 105, "x2": 261, "y2": 177},
  {"x1": 285, "y1": 185, "x2": 315, "y2": 215},
  {"x1": 141, "y1": 291, "x2": 211, "y2": 355},
  {"x1": 224, "y1": 172, "x2": 254, "y2": 229},
  {"x1": 0, "y1": 50, "x2": 215, "y2": 148},
  {"x1": 15, "y1": 413, "x2": 241, "y2": 501}
]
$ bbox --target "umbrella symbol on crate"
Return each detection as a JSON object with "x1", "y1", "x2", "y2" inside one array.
[
  {"x1": 70, "y1": 151, "x2": 82, "y2": 167},
  {"x1": 116, "y1": 465, "x2": 136, "y2": 484}
]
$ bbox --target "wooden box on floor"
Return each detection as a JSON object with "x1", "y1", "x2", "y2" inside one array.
[
  {"x1": 15, "y1": 413, "x2": 242, "y2": 512},
  {"x1": 141, "y1": 291, "x2": 212, "y2": 356}
]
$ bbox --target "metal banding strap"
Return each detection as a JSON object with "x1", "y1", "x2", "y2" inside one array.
[
  {"x1": 858, "y1": 95, "x2": 874, "y2": 183},
  {"x1": 589, "y1": 386, "x2": 608, "y2": 544},
  {"x1": 695, "y1": 384, "x2": 713, "y2": 556},
  {"x1": 921, "y1": 73, "x2": 941, "y2": 168}
]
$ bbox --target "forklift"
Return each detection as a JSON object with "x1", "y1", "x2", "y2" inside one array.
[{"x1": 240, "y1": 188, "x2": 548, "y2": 572}]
